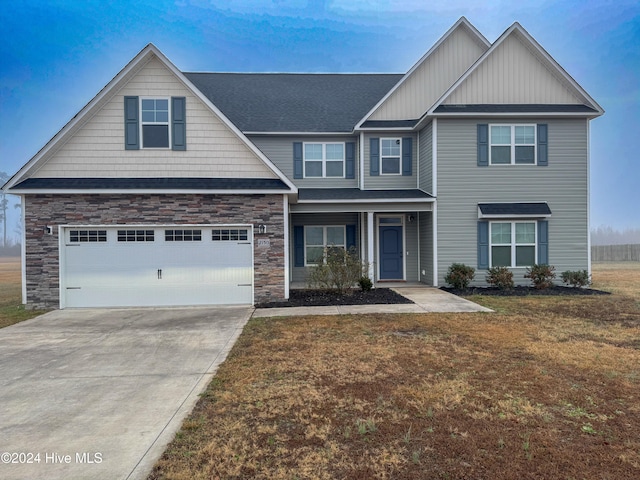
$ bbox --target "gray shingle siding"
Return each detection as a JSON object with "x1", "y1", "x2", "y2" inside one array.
[{"x1": 436, "y1": 117, "x2": 588, "y2": 286}]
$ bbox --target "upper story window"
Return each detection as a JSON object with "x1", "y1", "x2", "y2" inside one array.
[
  {"x1": 490, "y1": 125, "x2": 536, "y2": 165},
  {"x1": 141, "y1": 98, "x2": 170, "y2": 148},
  {"x1": 381, "y1": 138, "x2": 401, "y2": 174},
  {"x1": 304, "y1": 143, "x2": 345, "y2": 178},
  {"x1": 490, "y1": 221, "x2": 536, "y2": 267}
]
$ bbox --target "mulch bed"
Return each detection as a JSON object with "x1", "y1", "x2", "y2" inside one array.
[
  {"x1": 255, "y1": 288, "x2": 414, "y2": 308},
  {"x1": 442, "y1": 285, "x2": 611, "y2": 296}
]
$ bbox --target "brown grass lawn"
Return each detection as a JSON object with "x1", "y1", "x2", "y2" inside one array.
[
  {"x1": 0, "y1": 257, "x2": 48, "y2": 328},
  {"x1": 150, "y1": 263, "x2": 640, "y2": 480}
]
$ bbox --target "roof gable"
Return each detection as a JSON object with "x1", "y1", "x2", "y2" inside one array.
[
  {"x1": 5, "y1": 44, "x2": 296, "y2": 192},
  {"x1": 356, "y1": 17, "x2": 491, "y2": 127},
  {"x1": 430, "y1": 23, "x2": 604, "y2": 115}
]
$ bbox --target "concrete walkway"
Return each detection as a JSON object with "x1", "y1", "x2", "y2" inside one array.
[{"x1": 252, "y1": 287, "x2": 492, "y2": 318}]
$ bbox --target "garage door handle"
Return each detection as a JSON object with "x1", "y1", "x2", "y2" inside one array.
[
  {"x1": 237, "y1": 284, "x2": 252, "y2": 287},
  {"x1": 157, "y1": 269, "x2": 162, "y2": 279}
]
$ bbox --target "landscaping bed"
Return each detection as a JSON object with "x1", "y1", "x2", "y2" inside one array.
[
  {"x1": 255, "y1": 287, "x2": 413, "y2": 308},
  {"x1": 442, "y1": 285, "x2": 611, "y2": 297}
]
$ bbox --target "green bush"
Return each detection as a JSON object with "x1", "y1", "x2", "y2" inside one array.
[
  {"x1": 444, "y1": 263, "x2": 475, "y2": 289},
  {"x1": 307, "y1": 246, "x2": 369, "y2": 294},
  {"x1": 486, "y1": 266, "x2": 514, "y2": 290},
  {"x1": 524, "y1": 264, "x2": 556, "y2": 289},
  {"x1": 560, "y1": 270, "x2": 591, "y2": 288},
  {"x1": 358, "y1": 276, "x2": 373, "y2": 292}
]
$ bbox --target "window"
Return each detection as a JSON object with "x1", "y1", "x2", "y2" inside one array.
[
  {"x1": 304, "y1": 143, "x2": 344, "y2": 178},
  {"x1": 117, "y1": 230, "x2": 155, "y2": 242},
  {"x1": 490, "y1": 222, "x2": 536, "y2": 267},
  {"x1": 69, "y1": 230, "x2": 107, "y2": 242},
  {"x1": 141, "y1": 98, "x2": 169, "y2": 148},
  {"x1": 490, "y1": 125, "x2": 536, "y2": 165},
  {"x1": 165, "y1": 229, "x2": 202, "y2": 241},
  {"x1": 381, "y1": 138, "x2": 401, "y2": 174},
  {"x1": 304, "y1": 226, "x2": 345, "y2": 265},
  {"x1": 212, "y1": 229, "x2": 249, "y2": 241}
]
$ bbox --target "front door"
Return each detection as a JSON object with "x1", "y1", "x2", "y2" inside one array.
[{"x1": 379, "y1": 225, "x2": 403, "y2": 280}]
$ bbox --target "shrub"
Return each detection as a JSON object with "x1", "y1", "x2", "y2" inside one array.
[
  {"x1": 560, "y1": 270, "x2": 591, "y2": 288},
  {"x1": 307, "y1": 246, "x2": 369, "y2": 294},
  {"x1": 486, "y1": 266, "x2": 514, "y2": 290},
  {"x1": 358, "y1": 276, "x2": 373, "y2": 292},
  {"x1": 444, "y1": 263, "x2": 475, "y2": 289},
  {"x1": 524, "y1": 264, "x2": 556, "y2": 289}
]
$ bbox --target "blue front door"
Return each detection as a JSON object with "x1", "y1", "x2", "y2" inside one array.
[{"x1": 379, "y1": 226, "x2": 403, "y2": 280}]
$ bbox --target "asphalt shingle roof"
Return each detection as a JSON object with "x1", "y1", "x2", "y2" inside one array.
[
  {"x1": 298, "y1": 188, "x2": 433, "y2": 201},
  {"x1": 478, "y1": 202, "x2": 552, "y2": 216},
  {"x1": 184, "y1": 73, "x2": 403, "y2": 133}
]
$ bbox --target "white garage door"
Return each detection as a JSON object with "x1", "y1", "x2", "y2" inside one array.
[{"x1": 61, "y1": 226, "x2": 253, "y2": 308}]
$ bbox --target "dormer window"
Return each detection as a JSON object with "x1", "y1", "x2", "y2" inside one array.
[{"x1": 141, "y1": 98, "x2": 170, "y2": 148}]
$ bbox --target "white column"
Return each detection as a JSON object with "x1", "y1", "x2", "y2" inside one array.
[
  {"x1": 283, "y1": 195, "x2": 290, "y2": 299},
  {"x1": 367, "y1": 211, "x2": 375, "y2": 281}
]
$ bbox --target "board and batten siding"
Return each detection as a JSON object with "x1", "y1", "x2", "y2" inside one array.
[
  {"x1": 436, "y1": 118, "x2": 589, "y2": 286},
  {"x1": 32, "y1": 57, "x2": 276, "y2": 179},
  {"x1": 369, "y1": 25, "x2": 487, "y2": 121},
  {"x1": 443, "y1": 31, "x2": 584, "y2": 105},
  {"x1": 363, "y1": 133, "x2": 418, "y2": 189},
  {"x1": 418, "y1": 123, "x2": 433, "y2": 194},
  {"x1": 249, "y1": 136, "x2": 359, "y2": 189}
]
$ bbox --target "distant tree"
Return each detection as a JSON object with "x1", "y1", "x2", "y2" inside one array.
[{"x1": 591, "y1": 225, "x2": 640, "y2": 245}]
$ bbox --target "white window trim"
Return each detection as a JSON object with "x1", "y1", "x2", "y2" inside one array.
[
  {"x1": 304, "y1": 225, "x2": 346, "y2": 266},
  {"x1": 489, "y1": 124, "x2": 537, "y2": 165},
  {"x1": 489, "y1": 221, "x2": 537, "y2": 268},
  {"x1": 303, "y1": 142, "x2": 345, "y2": 178},
  {"x1": 140, "y1": 96, "x2": 171, "y2": 149},
  {"x1": 380, "y1": 138, "x2": 402, "y2": 175}
]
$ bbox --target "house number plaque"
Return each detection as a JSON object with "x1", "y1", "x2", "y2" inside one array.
[{"x1": 257, "y1": 239, "x2": 270, "y2": 247}]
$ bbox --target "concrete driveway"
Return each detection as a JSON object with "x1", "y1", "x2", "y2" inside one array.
[{"x1": 0, "y1": 306, "x2": 252, "y2": 480}]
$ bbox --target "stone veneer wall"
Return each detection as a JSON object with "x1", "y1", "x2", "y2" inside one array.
[{"x1": 24, "y1": 194, "x2": 285, "y2": 308}]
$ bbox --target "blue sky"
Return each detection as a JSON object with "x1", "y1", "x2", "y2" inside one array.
[{"x1": 1, "y1": 0, "x2": 639, "y2": 237}]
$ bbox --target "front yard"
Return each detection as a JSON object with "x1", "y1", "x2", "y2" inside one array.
[{"x1": 150, "y1": 263, "x2": 640, "y2": 479}]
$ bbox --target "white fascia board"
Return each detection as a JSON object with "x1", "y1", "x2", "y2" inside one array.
[
  {"x1": 355, "y1": 127, "x2": 415, "y2": 132},
  {"x1": 7, "y1": 189, "x2": 293, "y2": 195},
  {"x1": 430, "y1": 111, "x2": 601, "y2": 118},
  {"x1": 354, "y1": 17, "x2": 491, "y2": 131},
  {"x1": 427, "y1": 23, "x2": 604, "y2": 117},
  {"x1": 245, "y1": 131, "x2": 352, "y2": 136},
  {"x1": 478, "y1": 213, "x2": 552, "y2": 219}
]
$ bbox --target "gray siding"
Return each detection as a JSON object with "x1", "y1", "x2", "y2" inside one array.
[
  {"x1": 404, "y1": 214, "x2": 419, "y2": 282},
  {"x1": 363, "y1": 133, "x2": 418, "y2": 189},
  {"x1": 436, "y1": 118, "x2": 589, "y2": 286},
  {"x1": 249, "y1": 135, "x2": 358, "y2": 188},
  {"x1": 418, "y1": 123, "x2": 433, "y2": 194},
  {"x1": 291, "y1": 213, "x2": 359, "y2": 283},
  {"x1": 419, "y1": 211, "x2": 433, "y2": 285}
]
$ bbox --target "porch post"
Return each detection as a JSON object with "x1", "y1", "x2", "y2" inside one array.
[{"x1": 367, "y1": 211, "x2": 375, "y2": 281}]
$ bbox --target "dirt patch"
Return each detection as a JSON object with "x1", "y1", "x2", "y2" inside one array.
[{"x1": 256, "y1": 288, "x2": 413, "y2": 308}]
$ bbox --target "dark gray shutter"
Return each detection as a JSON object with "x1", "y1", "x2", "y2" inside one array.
[
  {"x1": 124, "y1": 96, "x2": 139, "y2": 150},
  {"x1": 477, "y1": 124, "x2": 488, "y2": 166},
  {"x1": 345, "y1": 142, "x2": 355, "y2": 179},
  {"x1": 171, "y1": 97, "x2": 186, "y2": 151},
  {"x1": 294, "y1": 226, "x2": 304, "y2": 267},
  {"x1": 537, "y1": 124, "x2": 548, "y2": 166},
  {"x1": 537, "y1": 220, "x2": 549, "y2": 264},
  {"x1": 370, "y1": 138, "x2": 380, "y2": 176},
  {"x1": 346, "y1": 225, "x2": 356, "y2": 251},
  {"x1": 478, "y1": 221, "x2": 489, "y2": 269},
  {"x1": 293, "y1": 142, "x2": 303, "y2": 179},
  {"x1": 402, "y1": 137, "x2": 412, "y2": 176}
]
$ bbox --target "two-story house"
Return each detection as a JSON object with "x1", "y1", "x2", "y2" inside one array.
[{"x1": 2, "y1": 17, "x2": 603, "y2": 309}]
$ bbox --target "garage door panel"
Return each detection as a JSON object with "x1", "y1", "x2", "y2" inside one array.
[{"x1": 63, "y1": 227, "x2": 254, "y2": 308}]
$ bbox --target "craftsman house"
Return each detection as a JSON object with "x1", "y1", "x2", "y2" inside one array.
[{"x1": 2, "y1": 17, "x2": 603, "y2": 308}]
